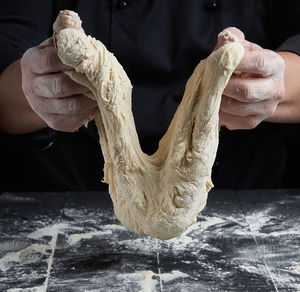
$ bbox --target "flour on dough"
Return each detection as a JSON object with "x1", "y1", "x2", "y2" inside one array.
[{"x1": 53, "y1": 10, "x2": 244, "y2": 240}]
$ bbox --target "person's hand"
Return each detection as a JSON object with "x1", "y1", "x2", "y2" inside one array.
[
  {"x1": 21, "y1": 38, "x2": 98, "y2": 132},
  {"x1": 215, "y1": 27, "x2": 285, "y2": 130}
]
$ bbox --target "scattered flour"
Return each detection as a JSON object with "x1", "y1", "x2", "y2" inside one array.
[
  {"x1": 7, "y1": 286, "x2": 45, "y2": 292},
  {"x1": 120, "y1": 269, "x2": 189, "y2": 292},
  {"x1": 2, "y1": 223, "x2": 68, "y2": 292},
  {"x1": 291, "y1": 265, "x2": 300, "y2": 275},
  {"x1": 68, "y1": 230, "x2": 113, "y2": 245},
  {"x1": 27, "y1": 223, "x2": 69, "y2": 239},
  {"x1": 118, "y1": 215, "x2": 225, "y2": 254},
  {"x1": 0, "y1": 244, "x2": 49, "y2": 272},
  {"x1": 0, "y1": 193, "x2": 36, "y2": 203}
]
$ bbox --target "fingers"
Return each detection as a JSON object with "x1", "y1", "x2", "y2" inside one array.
[
  {"x1": 220, "y1": 72, "x2": 284, "y2": 130},
  {"x1": 214, "y1": 27, "x2": 261, "y2": 52},
  {"x1": 223, "y1": 75, "x2": 283, "y2": 102},
  {"x1": 219, "y1": 111, "x2": 260, "y2": 130},
  {"x1": 214, "y1": 27, "x2": 286, "y2": 130},
  {"x1": 220, "y1": 94, "x2": 279, "y2": 130},
  {"x1": 20, "y1": 37, "x2": 99, "y2": 132},
  {"x1": 24, "y1": 46, "x2": 72, "y2": 74},
  {"x1": 30, "y1": 94, "x2": 97, "y2": 115},
  {"x1": 43, "y1": 108, "x2": 98, "y2": 132},
  {"x1": 31, "y1": 94, "x2": 98, "y2": 132},
  {"x1": 220, "y1": 27, "x2": 245, "y2": 41},
  {"x1": 32, "y1": 73, "x2": 89, "y2": 98},
  {"x1": 215, "y1": 27, "x2": 245, "y2": 50},
  {"x1": 220, "y1": 95, "x2": 279, "y2": 117},
  {"x1": 236, "y1": 50, "x2": 285, "y2": 76}
]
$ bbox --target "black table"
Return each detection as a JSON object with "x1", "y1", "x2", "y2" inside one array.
[{"x1": 0, "y1": 190, "x2": 299, "y2": 291}]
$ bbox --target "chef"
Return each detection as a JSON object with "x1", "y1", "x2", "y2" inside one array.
[{"x1": 0, "y1": 0, "x2": 299, "y2": 191}]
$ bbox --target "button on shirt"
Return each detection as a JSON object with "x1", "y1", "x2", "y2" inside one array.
[{"x1": 0, "y1": 0, "x2": 299, "y2": 191}]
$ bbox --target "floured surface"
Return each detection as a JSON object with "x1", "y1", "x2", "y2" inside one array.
[
  {"x1": 53, "y1": 10, "x2": 244, "y2": 239},
  {"x1": 1, "y1": 190, "x2": 299, "y2": 291}
]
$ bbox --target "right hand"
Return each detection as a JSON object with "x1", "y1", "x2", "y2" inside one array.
[{"x1": 21, "y1": 38, "x2": 98, "y2": 132}]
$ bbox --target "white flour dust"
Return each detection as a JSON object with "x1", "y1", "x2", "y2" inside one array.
[
  {"x1": 68, "y1": 230, "x2": 113, "y2": 245},
  {"x1": 1, "y1": 223, "x2": 70, "y2": 292},
  {"x1": 0, "y1": 243, "x2": 49, "y2": 272},
  {"x1": 120, "y1": 269, "x2": 189, "y2": 292},
  {"x1": 27, "y1": 223, "x2": 69, "y2": 239},
  {"x1": 0, "y1": 193, "x2": 36, "y2": 203},
  {"x1": 7, "y1": 286, "x2": 45, "y2": 292},
  {"x1": 117, "y1": 215, "x2": 225, "y2": 254}
]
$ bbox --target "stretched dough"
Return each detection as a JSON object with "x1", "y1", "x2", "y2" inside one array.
[{"x1": 53, "y1": 11, "x2": 244, "y2": 240}]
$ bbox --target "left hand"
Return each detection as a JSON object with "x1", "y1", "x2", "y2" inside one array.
[{"x1": 215, "y1": 27, "x2": 286, "y2": 130}]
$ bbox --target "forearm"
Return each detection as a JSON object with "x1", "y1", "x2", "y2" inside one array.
[
  {"x1": 267, "y1": 51, "x2": 300, "y2": 123},
  {"x1": 0, "y1": 60, "x2": 47, "y2": 134}
]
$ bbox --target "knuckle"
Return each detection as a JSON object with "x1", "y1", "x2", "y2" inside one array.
[
  {"x1": 271, "y1": 81, "x2": 285, "y2": 102},
  {"x1": 276, "y1": 85, "x2": 285, "y2": 101},
  {"x1": 44, "y1": 50, "x2": 55, "y2": 69},
  {"x1": 276, "y1": 54, "x2": 286, "y2": 71},
  {"x1": 50, "y1": 76, "x2": 64, "y2": 97},
  {"x1": 239, "y1": 83, "x2": 252, "y2": 100},
  {"x1": 66, "y1": 98, "x2": 81, "y2": 114},
  {"x1": 262, "y1": 102, "x2": 274, "y2": 117},
  {"x1": 254, "y1": 53, "x2": 265, "y2": 72},
  {"x1": 41, "y1": 49, "x2": 58, "y2": 73},
  {"x1": 30, "y1": 77, "x2": 41, "y2": 96}
]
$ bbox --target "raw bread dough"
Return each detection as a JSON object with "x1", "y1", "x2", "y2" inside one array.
[{"x1": 53, "y1": 11, "x2": 244, "y2": 240}]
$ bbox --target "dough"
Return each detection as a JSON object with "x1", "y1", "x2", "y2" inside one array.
[{"x1": 53, "y1": 11, "x2": 244, "y2": 240}]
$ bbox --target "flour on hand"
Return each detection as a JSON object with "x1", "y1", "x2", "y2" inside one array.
[{"x1": 53, "y1": 10, "x2": 244, "y2": 240}]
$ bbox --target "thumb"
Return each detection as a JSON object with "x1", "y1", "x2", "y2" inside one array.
[
  {"x1": 39, "y1": 37, "x2": 56, "y2": 49},
  {"x1": 214, "y1": 27, "x2": 245, "y2": 51}
]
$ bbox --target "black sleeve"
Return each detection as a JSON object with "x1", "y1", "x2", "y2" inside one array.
[
  {"x1": 0, "y1": 1, "x2": 77, "y2": 151},
  {"x1": 271, "y1": 0, "x2": 300, "y2": 55},
  {"x1": 276, "y1": 35, "x2": 300, "y2": 55},
  {"x1": 0, "y1": 0, "x2": 56, "y2": 150},
  {"x1": 0, "y1": 0, "x2": 56, "y2": 72}
]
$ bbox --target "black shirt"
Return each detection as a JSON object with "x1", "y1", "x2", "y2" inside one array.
[{"x1": 0, "y1": 0, "x2": 300, "y2": 191}]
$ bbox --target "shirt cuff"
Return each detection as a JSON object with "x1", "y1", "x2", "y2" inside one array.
[{"x1": 276, "y1": 35, "x2": 300, "y2": 56}]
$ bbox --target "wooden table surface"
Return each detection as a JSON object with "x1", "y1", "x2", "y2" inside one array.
[{"x1": 0, "y1": 189, "x2": 299, "y2": 292}]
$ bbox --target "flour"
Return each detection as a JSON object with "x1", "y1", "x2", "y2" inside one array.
[
  {"x1": 291, "y1": 264, "x2": 300, "y2": 275},
  {"x1": 7, "y1": 286, "x2": 45, "y2": 292},
  {"x1": 0, "y1": 192, "x2": 36, "y2": 203},
  {"x1": 114, "y1": 214, "x2": 225, "y2": 255},
  {"x1": 239, "y1": 263, "x2": 267, "y2": 275},
  {"x1": 120, "y1": 269, "x2": 189, "y2": 292},
  {"x1": 1, "y1": 223, "x2": 69, "y2": 292},
  {"x1": 232, "y1": 205, "x2": 300, "y2": 290},
  {"x1": 103, "y1": 224, "x2": 127, "y2": 231},
  {"x1": 68, "y1": 230, "x2": 112, "y2": 245},
  {"x1": 27, "y1": 223, "x2": 69, "y2": 239},
  {"x1": 165, "y1": 215, "x2": 225, "y2": 251},
  {"x1": 0, "y1": 243, "x2": 49, "y2": 272},
  {"x1": 233, "y1": 206, "x2": 300, "y2": 238},
  {"x1": 233, "y1": 208, "x2": 274, "y2": 237}
]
